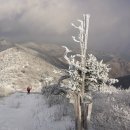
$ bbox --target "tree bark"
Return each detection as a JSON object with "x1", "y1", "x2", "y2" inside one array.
[
  {"x1": 82, "y1": 101, "x2": 93, "y2": 130},
  {"x1": 74, "y1": 93, "x2": 82, "y2": 130}
]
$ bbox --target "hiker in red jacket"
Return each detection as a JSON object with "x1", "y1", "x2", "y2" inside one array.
[{"x1": 27, "y1": 87, "x2": 31, "y2": 94}]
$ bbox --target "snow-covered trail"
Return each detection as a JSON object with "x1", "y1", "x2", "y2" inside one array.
[{"x1": 0, "y1": 92, "x2": 74, "y2": 130}]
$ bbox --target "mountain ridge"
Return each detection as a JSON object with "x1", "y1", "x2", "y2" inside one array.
[{"x1": 0, "y1": 46, "x2": 60, "y2": 96}]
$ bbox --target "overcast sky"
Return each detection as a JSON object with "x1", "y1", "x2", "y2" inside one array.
[{"x1": 0, "y1": 0, "x2": 130, "y2": 53}]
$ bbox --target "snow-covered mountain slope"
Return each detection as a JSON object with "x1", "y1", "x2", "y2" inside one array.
[
  {"x1": 24, "y1": 42, "x2": 130, "y2": 77},
  {"x1": 23, "y1": 42, "x2": 68, "y2": 69},
  {"x1": 1, "y1": 40, "x2": 130, "y2": 78},
  {"x1": 0, "y1": 46, "x2": 61, "y2": 96},
  {"x1": 0, "y1": 92, "x2": 74, "y2": 130}
]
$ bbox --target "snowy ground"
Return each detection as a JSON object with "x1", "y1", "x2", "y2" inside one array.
[{"x1": 0, "y1": 92, "x2": 74, "y2": 130}]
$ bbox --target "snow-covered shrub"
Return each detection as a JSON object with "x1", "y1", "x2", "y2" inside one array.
[
  {"x1": 42, "y1": 84, "x2": 75, "y2": 120},
  {"x1": 52, "y1": 99, "x2": 74, "y2": 121},
  {"x1": 41, "y1": 85, "x2": 56, "y2": 97},
  {"x1": 53, "y1": 104, "x2": 70, "y2": 121},
  {"x1": 91, "y1": 88, "x2": 130, "y2": 130},
  {"x1": 49, "y1": 96, "x2": 74, "y2": 121},
  {"x1": 41, "y1": 84, "x2": 67, "y2": 97},
  {"x1": 47, "y1": 94, "x2": 65, "y2": 107},
  {"x1": 0, "y1": 85, "x2": 15, "y2": 97}
]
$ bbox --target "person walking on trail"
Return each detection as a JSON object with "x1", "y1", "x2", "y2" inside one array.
[{"x1": 27, "y1": 86, "x2": 31, "y2": 94}]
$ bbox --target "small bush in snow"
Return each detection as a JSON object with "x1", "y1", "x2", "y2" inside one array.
[
  {"x1": 47, "y1": 94, "x2": 65, "y2": 107},
  {"x1": 53, "y1": 105, "x2": 67, "y2": 121},
  {"x1": 91, "y1": 88, "x2": 130, "y2": 130},
  {"x1": 42, "y1": 84, "x2": 75, "y2": 120}
]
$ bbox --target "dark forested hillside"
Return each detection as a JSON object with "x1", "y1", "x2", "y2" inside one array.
[{"x1": 114, "y1": 75, "x2": 130, "y2": 89}]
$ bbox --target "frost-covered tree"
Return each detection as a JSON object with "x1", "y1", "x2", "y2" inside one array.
[
  {"x1": 62, "y1": 14, "x2": 118, "y2": 93},
  {"x1": 63, "y1": 47, "x2": 118, "y2": 92},
  {"x1": 62, "y1": 14, "x2": 118, "y2": 130}
]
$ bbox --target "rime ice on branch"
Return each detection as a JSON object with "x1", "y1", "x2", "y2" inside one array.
[{"x1": 63, "y1": 14, "x2": 118, "y2": 92}]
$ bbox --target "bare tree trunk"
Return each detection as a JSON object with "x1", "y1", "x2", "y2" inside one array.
[
  {"x1": 87, "y1": 102, "x2": 93, "y2": 130},
  {"x1": 82, "y1": 101, "x2": 93, "y2": 130},
  {"x1": 74, "y1": 93, "x2": 78, "y2": 130},
  {"x1": 74, "y1": 93, "x2": 82, "y2": 130},
  {"x1": 81, "y1": 73, "x2": 85, "y2": 95}
]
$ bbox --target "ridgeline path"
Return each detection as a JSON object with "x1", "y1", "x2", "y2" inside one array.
[{"x1": 0, "y1": 92, "x2": 73, "y2": 130}]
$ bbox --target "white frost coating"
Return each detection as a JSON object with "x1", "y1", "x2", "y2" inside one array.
[
  {"x1": 72, "y1": 36, "x2": 80, "y2": 43},
  {"x1": 53, "y1": 69, "x2": 62, "y2": 75},
  {"x1": 85, "y1": 54, "x2": 118, "y2": 91},
  {"x1": 71, "y1": 14, "x2": 90, "y2": 67},
  {"x1": 62, "y1": 14, "x2": 118, "y2": 92},
  {"x1": 63, "y1": 45, "x2": 118, "y2": 91},
  {"x1": 62, "y1": 46, "x2": 72, "y2": 65},
  {"x1": 44, "y1": 77, "x2": 54, "y2": 85}
]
